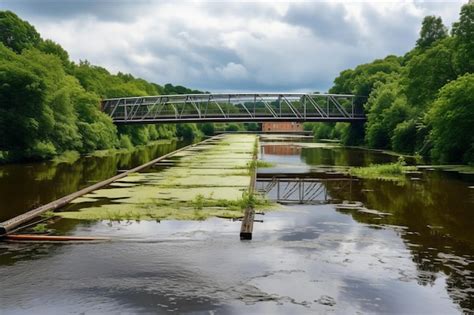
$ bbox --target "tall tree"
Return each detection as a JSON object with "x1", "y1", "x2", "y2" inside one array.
[
  {"x1": 452, "y1": 3, "x2": 474, "y2": 74},
  {"x1": 427, "y1": 73, "x2": 474, "y2": 163},
  {"x1": 416, "y1": 16, "x2": 448, "y2": 49},
  {"x1": 0, "y1": 11, "x2": 41, "y2": 53}
]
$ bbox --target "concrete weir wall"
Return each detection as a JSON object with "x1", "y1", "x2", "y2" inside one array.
[
  {"x1": 0, "y1": 134, "x2": 259, "y2": 237},
  {"x1": 0, "y1": 136, "x2": 222, "y2": 237}
]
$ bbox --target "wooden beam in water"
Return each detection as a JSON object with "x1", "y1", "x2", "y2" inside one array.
[
  {"x1": 6, "y1": 234, "x2": 110, "y2": 242},
  {"x1": 240, "y1": 137, "x2": 258, "y2": 240}
]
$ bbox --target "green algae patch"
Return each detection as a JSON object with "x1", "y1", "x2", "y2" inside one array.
[
  {"x1": 58, "y1": 134, "x2": 273, "y2": 221},
  {"x1": 350, "y1": 162, "x2": 417, "y2": 181}
]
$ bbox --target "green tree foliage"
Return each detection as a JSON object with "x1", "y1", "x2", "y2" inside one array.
[
  {"x1": 198, "y1": 123, "x2": 215, "y2": 136},
  {"x1": 0, "y1": 43, "x2": 119, "y2": 160},
  {"x1": 225, "y1": 123, "x2": 242, "y2": 132},
  {"x1": 244, "y1": 122, "x2": 260, "y2": 132},
  {"x1": 427, "y1": 74, "x2": 474, "y2": 163},
  {"x1": 329, "y1": 56, "x2": 402, "y2": 145},
  {"x1": 391, "y1": 120, "x2": 418, "y2": 154},
  {"x1": 38, "y1": 39, "x2": 72, "y2": 70},
  {"x1": 0, "y1": 11, "x2": 202, "y2": 162},
  {"x1": 163, "y1": 83, "x2": 203, "y2": 95},
  {"x1": 406, "y1": 38, "x2": 457, "y2": 107},
  {"x1": 452, "y1": 3, "x2": 474, "y2": 74},
  {"x1": 416, "y1": 16, "x2": 448, "y2": 49},
  {"x1": 0, "y1": 11, "x2": 41, "y2": 53},
  {"x1": 325, "y1": 4, "x2": 473, "y2": 163},
  {"x1": 176, "y1": 124, "x2": 203, "y2": 140},
  {"x1": 312, "y1": 123, "x2": 335, "y2": 140}
]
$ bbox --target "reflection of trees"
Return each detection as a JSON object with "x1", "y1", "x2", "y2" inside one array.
[
  {"x1": 301, "y1": 147, "x2": 397, "y2": 167},
  {"x1": 0, "y1": 141, "x2": 179, "y2": 222},
  {"x1": 326, "y1": 172, "x2": 474, "y2": 312}
]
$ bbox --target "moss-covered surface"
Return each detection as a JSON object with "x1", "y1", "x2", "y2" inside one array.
[{"x1": 59, "y1": 134, "x2": 270, "y2": 221}]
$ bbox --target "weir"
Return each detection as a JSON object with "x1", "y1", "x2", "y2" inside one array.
[{"x1": 0, "y1": 136, "x2": 222, "y2": 237}]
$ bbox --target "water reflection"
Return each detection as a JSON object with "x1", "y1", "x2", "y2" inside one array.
[
  {"x1": 260, "y1": 139, "x2": 474, "y2": 312},
  {"x1": 0, "y1": 138, "x2": 473, "y2": 313}
]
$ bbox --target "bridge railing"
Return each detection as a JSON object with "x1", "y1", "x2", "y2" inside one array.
[{"x1": 101, "y1": 93, "x2": 366, "y2": 124}]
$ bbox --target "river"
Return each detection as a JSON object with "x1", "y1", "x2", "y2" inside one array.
[{"x1": 0, "y1": 135, "x2": 473, "y2": 314}]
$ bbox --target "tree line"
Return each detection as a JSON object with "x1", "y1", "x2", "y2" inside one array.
[
  {"x1": 0, "y1": 11, "x2": 218, "y2": 163},
  {"x1": 1, "y1": 5, "x2": 473, "y2": 164},
  {"x1": 305, "y1": 3, "x2": 474, "y2": 164}
]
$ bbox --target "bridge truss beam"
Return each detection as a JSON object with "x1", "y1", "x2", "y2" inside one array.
[{"x1": 101, "y1": 93, "x2": 365, "y2": 124}]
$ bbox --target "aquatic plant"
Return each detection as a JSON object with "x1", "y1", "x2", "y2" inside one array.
[
  {"x1": 32, "y1": 223, "x2": 48, "y2": 233},
  {"x1": 193, "y1": 194, "x2": 205, "y2": 210},
  {"x1": 350, "y1": 162, "x2": 417, "y2": 181},
  {"x1": 40, "y1": 210, "x2": 56, "y2": 219},
  {"x1": 256, "y1": 160, "x2": 275, "y2": 168}
]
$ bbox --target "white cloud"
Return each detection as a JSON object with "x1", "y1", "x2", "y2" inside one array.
[{"x1": 0, "y1": 0, "x2": 467, "y2": 92}]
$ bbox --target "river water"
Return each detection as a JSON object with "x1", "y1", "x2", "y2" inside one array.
[{"x1": 0, "y1": 136, "x2": 473, "y2": 314}]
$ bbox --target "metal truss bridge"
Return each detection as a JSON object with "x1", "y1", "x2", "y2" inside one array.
[{"x1": 101, "y1": 93, "x2": 366, "y2": 124}]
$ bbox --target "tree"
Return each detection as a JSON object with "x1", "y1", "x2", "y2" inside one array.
[
  {"x1": 406, "y1": 38, "x2": 457, "y2": 107},
  {"x1": 0, "y1": 11, "x2": 41, "y2": 53},
  {"x1": 225, "y1": 123, "x2": 241, "y2": 132},
  {"x1": 176, "y1": 124, "x2": 202, "y2": 140},
  {"x1": 364, "y1": 79, "x2": 412, "y2": 149},
  {"x1": 452, "y1": 3, "x2": 474, "y2": 74},
  {"x1": 198, "y1": 123, "x2": 215, "y2": 136},
  {"x1": 416, "y1": 16, "x2": 448, "y2": 49},
  {"x1": 427, "y1": 73, "x2": 474, "y2": 163},
  {"x1": 38, "y1": 39, "x2": 71, "y2": 69},
  {"x1": 329, "y1": 56, "x2": 402, "y2": 145},
  {"x1": 392, "y1": 120, "x2": 417, "y2": 154}
]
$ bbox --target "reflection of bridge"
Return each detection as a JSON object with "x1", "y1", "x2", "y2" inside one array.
[
  {"x1": 257, "y1": 173, "x2": 356, "y2": 204},
  {"x1": 102, "y1": 93, "x2": 366, "y2": 124}
]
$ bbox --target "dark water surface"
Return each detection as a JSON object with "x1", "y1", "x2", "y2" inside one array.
[{"x1": 1, "y1": 137, "x2": 473, "y2": 314}]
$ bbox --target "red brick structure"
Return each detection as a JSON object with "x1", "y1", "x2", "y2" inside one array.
[{"x1": 262, "y1": 122, "x2": 303, "y2": 132}]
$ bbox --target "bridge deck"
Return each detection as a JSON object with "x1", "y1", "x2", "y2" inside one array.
[{"x1": 101, "y1": 93, "x2": 366, "y2": 124}]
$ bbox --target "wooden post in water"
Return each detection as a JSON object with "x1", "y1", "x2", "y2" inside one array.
[{"x1": 240, "y1": 137, "x2": 258, "y2": 240}]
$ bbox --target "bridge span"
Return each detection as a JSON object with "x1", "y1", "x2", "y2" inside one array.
[{"x1": 101, "y1": 93, "x2": 365, "y2": 124}]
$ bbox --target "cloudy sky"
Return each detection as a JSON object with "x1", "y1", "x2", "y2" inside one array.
[{"x1": 0, "y1": 0, "x2": 467, "y2": 92}]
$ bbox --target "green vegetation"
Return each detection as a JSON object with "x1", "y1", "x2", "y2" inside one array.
[
  {"x1": 58, "y1": 135, "x2": 272, "y2": 221},
  {"x1": 31, "y1": 223, "x2": 48, "y2": 233},
  {"x1": 40, "y1": 210, "x2": 56, "y2": 219},
  {"x1": 256, "y1": 160, "x2": 275, "y2": 168},
  {"x1": 350, "y1": 158, "x2": 417, "y2": 181},
  {"x1": 0, "y1": 11, "x2": 202, "y2": 163},
  {"x1": 306, "y1": 3, "x2": 474, "y2": 165}
]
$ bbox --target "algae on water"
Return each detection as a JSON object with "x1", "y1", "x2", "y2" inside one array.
[
  {"x1": 349, "y1": 162, "x2": 417, "y2": 181},
  {"x1": 59, "y1": 134, "x2": 269, "y2": 221}
]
